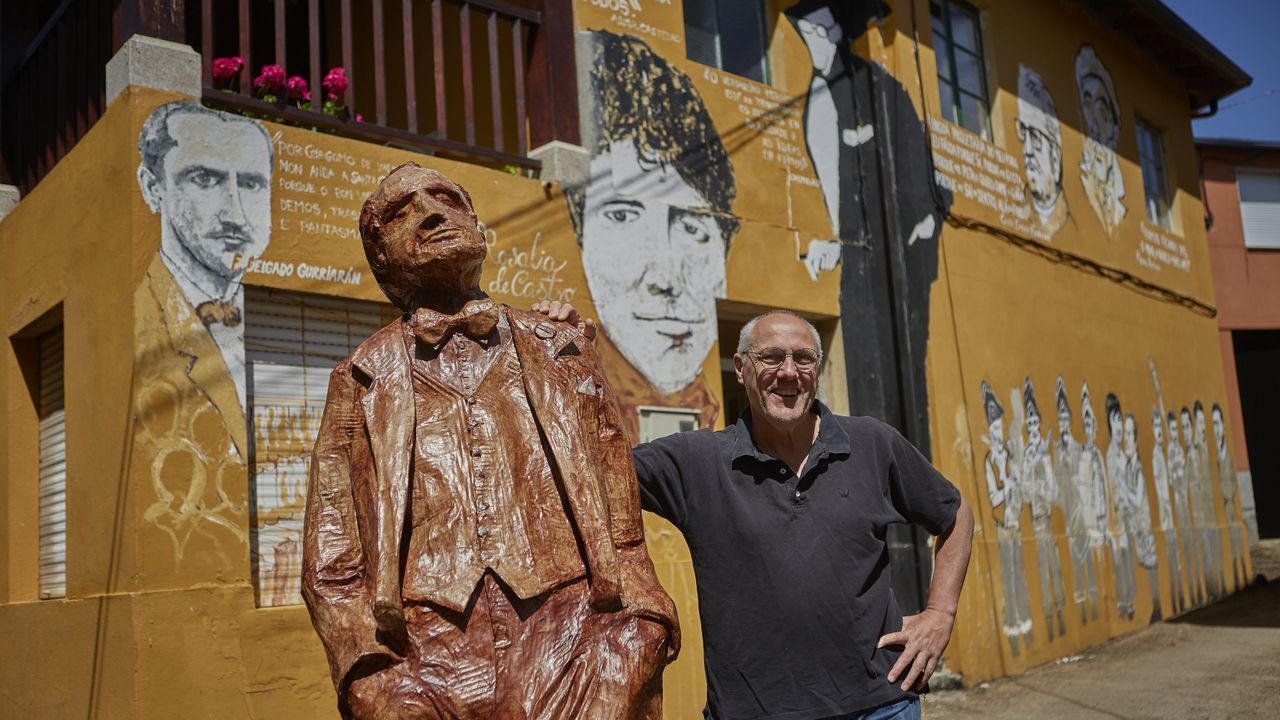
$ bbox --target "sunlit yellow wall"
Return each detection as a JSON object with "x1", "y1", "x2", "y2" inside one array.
[
  {"x1": 884, "y1": 0, "x2": 1250, "y2": 682},
  {"x1": 0, "y1": 0, "x2": 1250, "y2": 714}
]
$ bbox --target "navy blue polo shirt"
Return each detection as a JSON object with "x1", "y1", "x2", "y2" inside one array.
[{"x1": 632, "y1": 401, "x2": 961, "y2": 720}]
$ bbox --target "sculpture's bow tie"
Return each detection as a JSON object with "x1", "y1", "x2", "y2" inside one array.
[{"x1": 409, "y1": 299, "x2": 500, "y2": 347}]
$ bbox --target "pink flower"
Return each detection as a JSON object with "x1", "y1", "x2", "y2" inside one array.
[
  {"x1": 323, "y1": 66, "x2": 348, "y2": 101},
  {"x1": 211, "y1": 56, "x2": 244, "y2": 83},
  {"x1": 286, "y1": 75, "x2": 310, "y2": 102},
  {"x1": 355, "y1": 113, "x2": 364, "y2": 123},
  {"x1": 253, "y1": 64, "x2": 286, "y2": 95}
]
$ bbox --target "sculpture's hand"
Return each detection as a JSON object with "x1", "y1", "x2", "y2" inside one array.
[{"x1": 531, "y1": 300, "x2": 598, "y2": 342}]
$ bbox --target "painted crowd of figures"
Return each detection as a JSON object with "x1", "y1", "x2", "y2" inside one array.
[{"x1": 979, "y1": 360, "x2": 1249, "y2": 657}]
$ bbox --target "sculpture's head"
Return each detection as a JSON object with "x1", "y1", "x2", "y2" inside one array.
[{"x1": 359, "y1": 162, "x2": 487, "y2": 311}]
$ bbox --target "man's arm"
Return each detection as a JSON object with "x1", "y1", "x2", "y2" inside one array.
[
  {"x1": 878, "y1": 494, "x2": 975, "y2": 691},
  {"x1": 533, "y1": 300, "x2": 597, "y2": 340}
]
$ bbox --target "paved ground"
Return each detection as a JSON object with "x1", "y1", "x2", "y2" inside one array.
[{"x1": 923, "y1": 540, "x2": 1280, "y2": 720}]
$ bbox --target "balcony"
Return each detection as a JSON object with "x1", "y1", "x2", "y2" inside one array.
[{"x1": 1, "y1": 0, "x2": 577, "y2": 195}]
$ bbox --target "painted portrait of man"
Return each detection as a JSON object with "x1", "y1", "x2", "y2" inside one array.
[
  {"x1": 1017, "y1": 65, "x2": 1068, "y2": 237},
  {"x1": 131, "y1": 101, "x2": 274, "y2": 572},
  {"x1": 1075, "y1": 44, "x2": 1127, "y2": 237},
  {"x1": 137, "y1": 101, "x2": 274, "y2": 409},
  {"x1": 569, "y1": 30, "x2": 738, "y2": 440}
]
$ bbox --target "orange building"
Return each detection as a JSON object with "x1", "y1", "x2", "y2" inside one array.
[{"x1": 1198, "y1": 137, "x2": 1280, "y2": 543}]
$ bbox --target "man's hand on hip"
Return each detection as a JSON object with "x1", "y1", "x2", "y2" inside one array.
[{"x1": 877, "y1": 607, "x2": 955, "y2": 691}]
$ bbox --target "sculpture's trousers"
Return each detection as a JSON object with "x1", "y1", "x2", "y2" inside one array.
[{"x1": 347, "y1": 573, "x2": 668, "y2": 720}]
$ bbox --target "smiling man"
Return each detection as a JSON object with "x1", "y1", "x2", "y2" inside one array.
[
  {"x1": 569, "y1": 30, "x2": 738, "y2": 441},
  {"x1": 630, "y1": 310, "x2": 973, "y2": 720}
]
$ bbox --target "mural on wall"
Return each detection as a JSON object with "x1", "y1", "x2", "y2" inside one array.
[
  {"x1": 1016, "y1": 65, "x2": 1068, "y2": 238},
  {"x1": 1212, "y1": 403, "x2": 1249, "y2": 589},
  {"x1": 133, "y1": 101, "x2": 271, "y2": 565},
  {"x1": 975, "y1": 362, "x2": 1252, "y2": 653},
  {"x1": 785, "y1": 0, "x2": 951, "y2": 454},
  {"x1": 1021, "y1": 378, "x2": 1067, "y2": 639},
  {"x1": 571, "y1": 29, "x2": 738, "y2": 440},
  {"x1": 1074, "y1": 44, "x2": 1127, "y2": 237},
  {"x1": 1149, "y1": 361, "x2": 1185, "y2": 614},
  {"x1": 980, "y1": 380, "x2": 1034, "y2": 656},
  {"x1": 1051, "y1": 376, "x2": 1099, "y2": 625}
]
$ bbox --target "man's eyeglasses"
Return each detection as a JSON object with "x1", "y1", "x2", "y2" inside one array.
[
  {"x1": 745, "y1": 348, "x2": 821, "y2": 370},
  {"x1": 1016, "y1": 121, "x2": 1058, "y2": 153}
]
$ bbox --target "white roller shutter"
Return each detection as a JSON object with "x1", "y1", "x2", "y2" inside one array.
[
  {"x1": 245, "y1": 288, "x2": 390, "y2": 606},
  {"x1": 38, "y1": 327, "x2": 66, "y2": 600},
  {"x1": 1238, "y1": 169, "x2": 1280, "y2": 249}
]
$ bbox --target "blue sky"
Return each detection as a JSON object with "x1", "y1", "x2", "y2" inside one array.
[{"x1": 1164, "y1": 0, "x2": 1280, "y2": 141}]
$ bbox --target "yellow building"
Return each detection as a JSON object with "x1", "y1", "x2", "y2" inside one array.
[{"x1": 0, "y1": 0, "x2": 1254, "y2": 716}]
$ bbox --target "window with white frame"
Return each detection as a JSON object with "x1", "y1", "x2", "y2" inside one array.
[
  {"x1": 38, "y1": 326, "x2": 66, "y2": 600},
  {"x1": 1136, "y1": 118, "x2": 1172, "y2": 229},
  {"x1": 1237, "y1": 169, "x2": 1280, "y2": 249},
  {"x1": 245, "y1": 287, "x2": 392, "y2": 607},
  {"x1": 684, "y1": 0, "x2": 771, "y2": 84}
]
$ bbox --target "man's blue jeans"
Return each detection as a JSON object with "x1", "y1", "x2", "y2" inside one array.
[{"x1": 835, "y1": 697, "x2": 922, "y2": 720}]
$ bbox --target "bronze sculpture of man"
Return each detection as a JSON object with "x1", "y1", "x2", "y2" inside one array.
[{"x1": 302, "y1": 162, "x2": 678, "y2": 719}]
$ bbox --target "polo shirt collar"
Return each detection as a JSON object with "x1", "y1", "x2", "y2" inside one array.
[{"x1": 731, "y1": 400, "x2": 851, "y2": 464}]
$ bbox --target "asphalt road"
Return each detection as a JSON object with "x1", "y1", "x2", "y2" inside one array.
[{"x1": 923, "y1": 540, "x2": 1280, "y2": 720}]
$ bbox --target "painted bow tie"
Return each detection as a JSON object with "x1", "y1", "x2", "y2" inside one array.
[
  {"x1": 408, "y1": 299, "x2": 500, "y2": 347},
  {"x1": 195, "y1": 300, "x2": 242, "y2": 328}
]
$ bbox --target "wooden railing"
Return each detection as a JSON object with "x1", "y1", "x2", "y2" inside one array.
[
  {"x1": 4, "y1": 0, "x2": 120, "y2": 195},
  {"x1": 191, "y1": 0, "x2": 549, "y2": 171},
  {"x1": 3, "y1": 0, "x2": 581, "y2": 194}
]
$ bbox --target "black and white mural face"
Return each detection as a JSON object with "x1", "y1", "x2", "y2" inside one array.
[
  {"x1": 1017, "y1": 65, "x2": 1067, "y2": 237},
  {"x1": 137, "y1": 102, "x2": 274, "y2": 408},
  {"x1": 575, "y1": 30, "x2": 736, "y2": 396},
  {"x1": 581, "y1": 140, "x2": 728, "y2": 393},
  {"x1": 1074, "y1": 45, "x2": 1126, "y2": 237}
]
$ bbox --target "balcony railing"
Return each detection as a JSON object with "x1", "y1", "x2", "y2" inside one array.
[
  {"x1": 2, "y1": 0, "x2": 576, "y2": 194},
  {"x1": 192, "y1": 0, "x2": 544, "y2": 171},
  {"x1": 4, "y1": 0, "x2": 119, "y2": 195}
]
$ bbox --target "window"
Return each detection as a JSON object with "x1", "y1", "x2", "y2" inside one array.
[
  {"x1": 1136, "y1": 119, "x2": 1172, "y2": 229},
  {"x1": 684, "y1": 0, "x2": 770, "y2": 84},
  {"x1": 931, "y1": 0, "x2": 991, "y2": 140},
  {"x1": 245, "y1": 288, "x2": 393, "y2": 607},
  {"x1": 38, "y1": 326, "x2": 66, "y2": 600},
  {"x1": 1237, "y1": 169, "x2": 1280, "y2": 249}
]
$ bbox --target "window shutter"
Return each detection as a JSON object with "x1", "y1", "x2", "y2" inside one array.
[
  {"x1": 1238, "y1": 169, "x2": 1280, "y2": 249},
  {"x1": 38, "y1": 327, "x2": 66, "y2": 600},
  {"x1": 245, "y1": 288, "x2": 389, "y2": 606}
]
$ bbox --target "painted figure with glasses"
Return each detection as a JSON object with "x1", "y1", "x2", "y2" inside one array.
[
  {"x1": 1016, "y1": 65, "x2": 1068, "y2": 238},
  {"x1": 535, "y1": 303, "x2": 973, "y2": 720}
]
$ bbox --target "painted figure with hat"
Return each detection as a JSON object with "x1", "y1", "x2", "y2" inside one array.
[
  {"x1": 1021, "y1": 377, "x2": 1066, "y2": 640},
  {"x1": 981, "y1": 380, "x2": 1033, "y2": 656}
]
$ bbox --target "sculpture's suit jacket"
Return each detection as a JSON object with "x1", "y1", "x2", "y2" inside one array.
[{"x1": 302, "y1": 306, "x2": 679, "y2": 703}]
